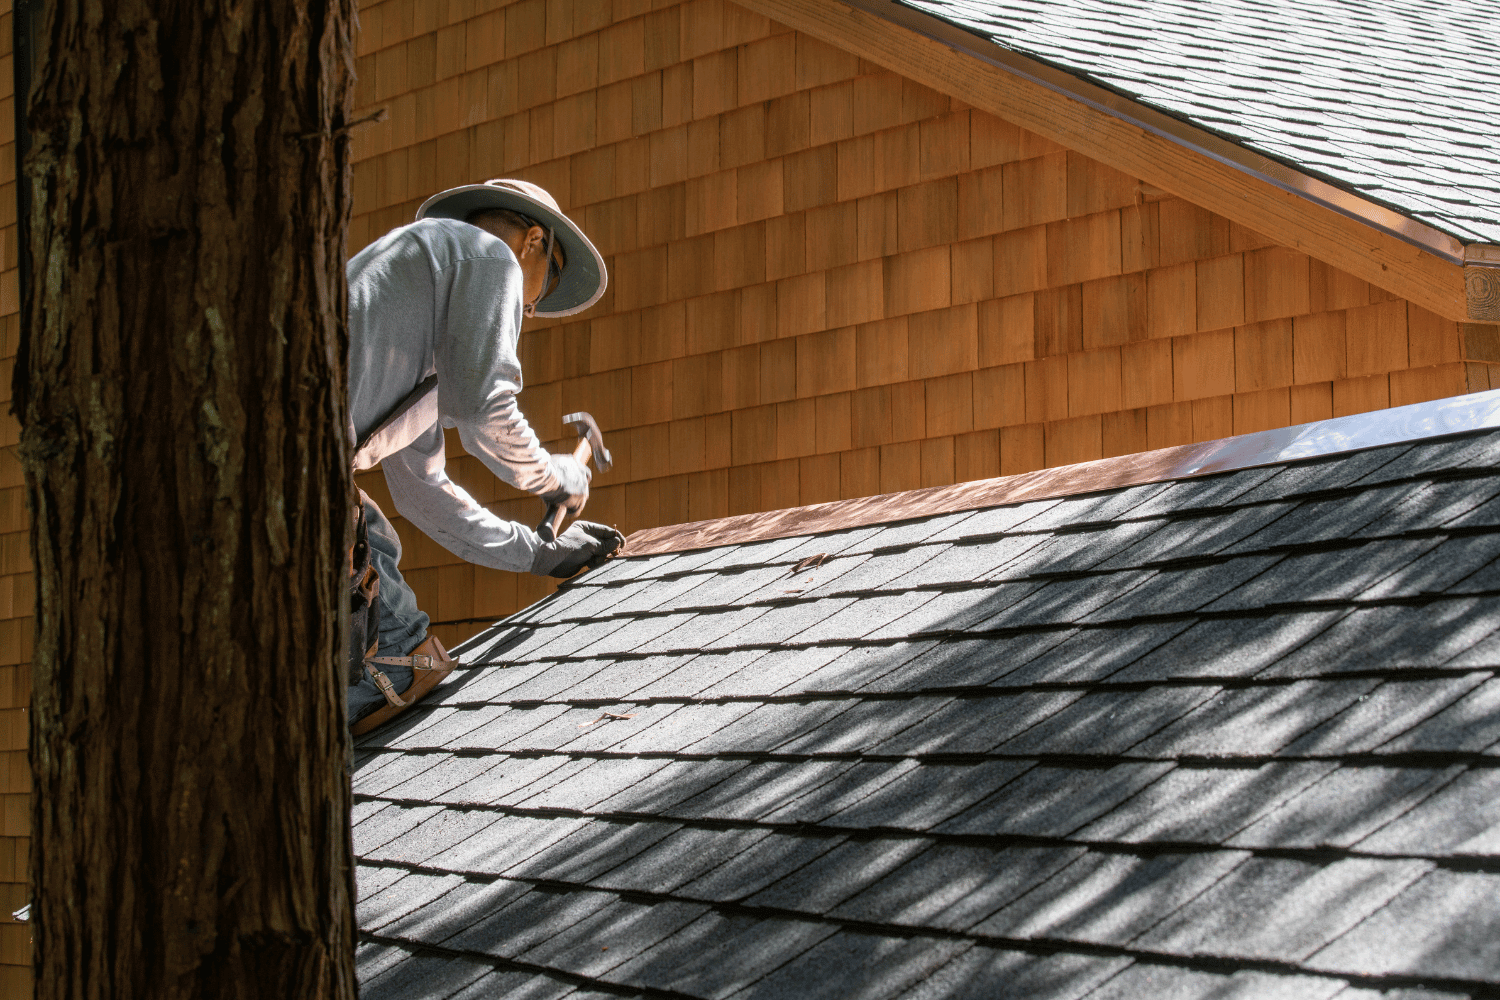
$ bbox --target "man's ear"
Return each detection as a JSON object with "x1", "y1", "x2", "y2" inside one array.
[{"x1": 524, "y1": 224, "x2": 548, "y2": 258}]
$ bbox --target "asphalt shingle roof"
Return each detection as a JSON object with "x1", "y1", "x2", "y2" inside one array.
[
  {"x1": 893, "y1": 0, "x2": 1500, "y2": 245},
  {"x1": 352, "y1": 426, "x2": 1500, "y2": 999}
]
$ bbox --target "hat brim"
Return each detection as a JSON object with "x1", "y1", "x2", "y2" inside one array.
[{"x1": 416, "y1": 185, "x2": 607, "y2": 318}]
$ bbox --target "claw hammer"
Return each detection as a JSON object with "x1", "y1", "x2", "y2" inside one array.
[{"x1": 537, "y1": 411, "x2": 613, "y2": 542}]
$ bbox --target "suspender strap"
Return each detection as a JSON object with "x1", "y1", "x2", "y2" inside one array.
[{"x1": 352, "y1": 373, "x2": 439, "y2": 471}]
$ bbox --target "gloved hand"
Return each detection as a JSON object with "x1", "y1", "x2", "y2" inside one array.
[
  {"x1": 530, "y1": 520, "x2": 626, "y2": 578},
  {"x1": 543, "y1": 453, "x2": 591, "y2": 515}
]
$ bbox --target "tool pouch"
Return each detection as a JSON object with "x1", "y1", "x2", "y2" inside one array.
[{"x1": 348, "y1": 494, "x2": 381, "y2": 688}]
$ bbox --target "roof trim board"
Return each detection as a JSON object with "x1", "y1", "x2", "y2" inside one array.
[
  {"x1": 623, "y1": 387, "x2": 1500, "y2": 557},
  {"x1": 734, "y1": 0, "x2": 1485, "y2": 322}
]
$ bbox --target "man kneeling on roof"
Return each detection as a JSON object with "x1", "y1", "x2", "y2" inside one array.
[{"x1": 345, "y1": 179, "x2": 625, "y2": 735}]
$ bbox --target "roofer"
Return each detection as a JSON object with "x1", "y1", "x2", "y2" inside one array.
[{"x1": 344, "y1": 179, "x2": 625, "y2": 734}]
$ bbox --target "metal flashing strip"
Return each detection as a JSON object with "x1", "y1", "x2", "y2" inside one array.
[
  {"x1": 623, "y1": 388, "x2": 1500, "y2": 557},
  {"x1": 844, "y1": 0, "x2": 1470, "y2": 265}
]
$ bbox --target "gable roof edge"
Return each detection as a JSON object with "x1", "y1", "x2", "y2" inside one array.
[
  {"x1": 736, "y1": 0, "x2": 1486, "y2": 322},
  {"x1": 622, "y1": 386, "x2": 1500, "y2": 557}
]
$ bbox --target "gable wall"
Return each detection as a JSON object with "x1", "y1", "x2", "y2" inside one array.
[{"x1": 348, "y1": 0, "x2": 1500, "y2": 645}]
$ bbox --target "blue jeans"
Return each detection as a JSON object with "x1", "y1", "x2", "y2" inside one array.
[{"x1": 348, "y1": 496, "x2": 431, "y2": 725}]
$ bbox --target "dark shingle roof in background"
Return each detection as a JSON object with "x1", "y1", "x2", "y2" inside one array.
[
  {"x1": 894, "y1": 0, "x2": 1500, "y2": 245},
  {"x1": 352, "y1": 427, "x2": 1500, "y2": 999}
]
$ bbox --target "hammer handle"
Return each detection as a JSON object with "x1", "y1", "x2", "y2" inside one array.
[{"x1": 536, "y1": 436, "x2": 593, "y2": 542}]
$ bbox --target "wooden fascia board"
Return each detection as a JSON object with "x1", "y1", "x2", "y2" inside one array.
[{"x1": 738, "y1": 0, "x2": 1476, "y2": 322}]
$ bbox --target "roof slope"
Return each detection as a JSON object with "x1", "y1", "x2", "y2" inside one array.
[
  {"x1": 352, "y1": 428, "x2": 1500, "y2": 1000},
  {"x1": 898, "y1": 0, "x2": 1500, "y2": 245}
]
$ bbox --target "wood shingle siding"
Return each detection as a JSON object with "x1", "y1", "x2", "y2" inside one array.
[{"x1": 347, "y1": 0, "x2": 1500, "y2": 641}]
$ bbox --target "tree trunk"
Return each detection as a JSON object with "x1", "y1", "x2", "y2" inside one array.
[{"x1": 15, "y1": 2, "x2": 359, "y2": 997}]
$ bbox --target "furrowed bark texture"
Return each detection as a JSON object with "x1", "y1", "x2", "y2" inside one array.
[{"x1": 17, "y1": 2, "x2": 359, "y2": 997}]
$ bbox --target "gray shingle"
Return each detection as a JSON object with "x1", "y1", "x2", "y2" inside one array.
[
  {"x1": 708, "y1": 597, "x2": 855, "y2": 647},
  {"x1": 516, "y1": 898, "x2": 709, "y2": 979},
  {"x1": 1360, "y1": 533, "x2": 1500, "y2": 598},
  {"x1": 1356, "y1": 768, "x2": 1500, "y2": 856},
  {"x1": 775, "y1": 695, "x2": 956, "y2": 754},
  {"x1": 999, "y1": 622, "x2": 1195, "y2": 684},
  {"x1": 1351, "y1": 435, "x2": 1500, "y2": 484},
  {"x1": 873, "y1": 691, "x2": 1086, "y2": 755},
  {"x1": 872, "y1": 631, "x2": 1077, "y2": 688},
  {"x1": 1307, "y1": 871, "x2": 1500, "y2": 980},
  {"x1": 1124, "y1": 466, "x2": 1281, "y2": 518},
  {"x1": 823, "y1": 543, "x2": 955, "y2": 593},
  {"x1": 441, "y1": 815, "x2": 590, "y2": 876},
  {"x1": 684, "y1": 699, "x2": 862, "y2": 755},
  {"x1": 445, "y1": 970, "x2": 576, "y2": 1000},
  {"x1": 797, "y1": 641, "x2": 942, "y2": 693},
  {"x1": 1378, "y1": 678, "x2": 1500, "y2": 752},
  {"x1": 826, "y1": 760, "x2": 1036, "y2": 830},
  {"x1": 1077, "y1": 965, "x2": 1345, "y2": 999},
  {"x1": 974, "y1": 848, "x2": 1249, "y2": 944},
  {"x1": 979, "y1": 571, "x2": 1157, "y2": 628},
  {"x1": 1136, "y1": 856, "x2": 1432, "y2": 961},
  {"x1": 1281, "y1": 675, "x2": 1489, "y2": 755},
  {"x1": 694, "y1": 645, "x2": 846, "y2": 698},
  {"x1": 736, "y1": 930, "x2": 970, "y2": 1000},
  {"x1": 1107, "y1": 611, "x2": 1348, "y2": 682},
  {"x1": 995, "y1": 521, "x2": 1164, "y2": 578},
  {"x1": 764, "y1": 760, "x2": 926, "y2": 824},
  {"x1": 594, "y1": 758, "x2": 752, "y2": 815},
  {"x1": 1354, "y1": 477, "x2": 1500, "y2": 535},
  {"x1": 892, "y1": 534, "x2": 1050, "y2": 588},
  {"x1": 442, "y1": 885, "x2": 618, "y2": 959},
  {"x1": 384, "y1": 753, "x2": 501, "y2": 801},
  {"x1": 361, "y1": 954, "x2": 493, "y2": 1000},
  {"x1": 745, "y1": 838, "x2": 932, "y2": 913},
  {"x1": 1205, "y1": 541, "x2": 1436, "y2": 610},
  {"x1": 516, "y1": 757, "x2": 675, "y2": 812},
  {"x1": 606, "y1": 702, "x2": 759, "y2": 754},
  {"x1": 1094, "y1": 505, "x2": 1294, "y2": 569},
  {"x1": 359, "y1": 871, "x2": 468, "y2": 931},
  {"x1": 1230, "y1": 765, "x2": 1467, "y2": 850},
  {"x1": 512, "y1": 819, "x2": 684, "y2": 884},
  {"x1": 354, "y1": 803, "x2": 442, "y2": 855},
  {"x1": 909, "y1": 948, "x2": 1135, "y2": 1000},
  {"x1": 440, "y1": 754, "x2": 575, "y2": 807},
  {"x1": 831, "y1": 844, "x2": 1087, "y2": 930},
  {"x1": 675, "y1": 832, "x2": 849, "y2": 901},
  {"x1": 590, "y1": 826, "x2": 776, "y2": 895},
  {"x1": 1233, "y1": 449, "x2": 1410, "y2": 503},
  {"x1": 605, "y1": 911, "x2": 837, "y2": 1000},
  {"x1": 938, "y1": 762, "x2": 1176, "y2": 837},
  {"x1": 1077, "y1": 762, "x2": 1336, "y2": 845},
  {"x1": 794, "y1": 591, "x2": 942, "y2": 642},
  {"x1": 662, "y1": 759, "x2": 852, "y2": 822},
  {"x1": 1132, "y1": 680, "x2": 1379, "y2": 757},
  {"x1": 865, "y1": 585, "x2": 1043, "y2": 638},
  {"x1": 380, "y1": 876, "x2": 532, "y2": 944},
  {"x1": 626, "y1": 651, "x2": 754, "y2": 699},
  {"x1": 995, "y1": 686, "x2": 1220, "y2": 755},
  {"x1": 1263, "y1": 598, "x2": 1500, "y2": 676}
]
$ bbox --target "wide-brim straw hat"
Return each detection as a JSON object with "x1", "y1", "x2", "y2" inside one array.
[{"x1": 416, "y1": 179, "x2": 607, "y2": 318}]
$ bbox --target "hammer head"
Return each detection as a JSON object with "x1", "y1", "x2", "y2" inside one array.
[{"x1": 563, "y1": 411, "x2": 613, "y2": 473}]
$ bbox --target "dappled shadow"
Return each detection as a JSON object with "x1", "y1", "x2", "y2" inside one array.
[{"x1": 355, "y1": 450, "x2": 1500, "y2": 998}]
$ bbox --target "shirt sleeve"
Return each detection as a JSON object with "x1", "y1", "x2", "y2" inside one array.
[
  {"x1": 433, "y1": 252, "x2": 563, "y2": 497},
  {"x1": 381, "y1": 422, "x2": 541, "y2": 573}
]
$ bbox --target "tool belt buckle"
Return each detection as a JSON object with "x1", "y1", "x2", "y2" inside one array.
[{"x1": 411, "y1": 653, "x2": 434, "y2": 670}]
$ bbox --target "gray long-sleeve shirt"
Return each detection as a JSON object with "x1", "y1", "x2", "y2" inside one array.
[{"x1": 348, "y1": 218, "x2": 564, "y2": 572}]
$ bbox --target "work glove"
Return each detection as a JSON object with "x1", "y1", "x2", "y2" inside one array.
[
  {"x1": 543, "y1": 453, "x2": 591, "y2": 515},
  {"x1": 530, "y1": 520, "x2": 625, "y2": 578}
]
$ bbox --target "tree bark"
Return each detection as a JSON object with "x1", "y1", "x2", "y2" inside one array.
[{"x1": 16, "y1": 2, "x2": 359, "y2": 997}]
